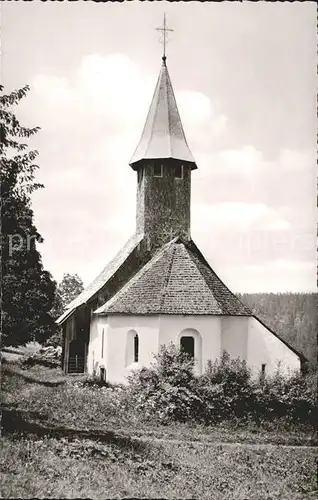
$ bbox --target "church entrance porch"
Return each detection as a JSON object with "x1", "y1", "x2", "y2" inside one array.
[
  {"x1": 67, "y1": 340, "x2": 86, "y2": 373},
  {"x1": 63, "y1": 306, "x2": 90, "y2": 374}
]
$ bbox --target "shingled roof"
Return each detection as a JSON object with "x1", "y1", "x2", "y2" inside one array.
[
  {"x1": 56, "y1": 233, "x2": 144, "y2": 324},
  {"x1": 129, "y1": 58, "x2": 197, "y2": 169},
  {"x1": 95, "y1": 238, "x2": 252, "y2": 316}
]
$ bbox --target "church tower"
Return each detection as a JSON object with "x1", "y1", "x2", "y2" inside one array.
[{"x1": 129, "y1": 55, "x2": 197, "y2": 251}]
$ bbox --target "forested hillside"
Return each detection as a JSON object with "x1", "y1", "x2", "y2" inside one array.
[{"x1": 237, "y1": 293, "x2": 317, "y2": 370}]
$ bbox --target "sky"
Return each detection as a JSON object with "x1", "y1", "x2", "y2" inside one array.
[{"x1": 2, "y1": 1, "x2": 316, "y2": 293}]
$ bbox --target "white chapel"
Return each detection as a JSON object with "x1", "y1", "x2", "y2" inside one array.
[{"x1": 57, "y1": 43, "x2": 304, "y2": 383}]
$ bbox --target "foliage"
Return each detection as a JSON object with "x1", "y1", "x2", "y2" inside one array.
[
  {"x1": 127, "y1": 344, "x2": 205, "y2": 423},
  {"x1": 51, "y1": 273, "x2": 84, "y2": 318},
  {"x1": 252, "y1": 370, "x2": 317, "y2": 427},
  {"x1": 238, "y1": 292, "x2": 317, "y2": 370},
  {"x1": 2, "y1": 361, "x2": 317, "y2": 499},
  {"x1": 127, "y1": 347, "x2": 316, "y2": 429},
  {"x1": 197, "y1": 351, "x2": 255, "y2": 423},
  {"x1": 48, "y1": 273, "x2": 84, "y2": 346},
  {"x1": 45, "y1": 273, "x2": 84, "y2": 347},
  {"x1": 1, "y1": 85, "x2": 56, "y2": 346},
  {"x1": 2, "y1": 360, "x2": 316, "y2": 445}
]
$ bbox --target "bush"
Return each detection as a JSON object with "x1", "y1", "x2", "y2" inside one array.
[
  {"x1": 127, "y1": 344, "x2": 205, "y2": 423},
  {"x1": 127, "y1": 347, "x2": 317, "y2": 429},
  {"x1": 197, "y1": 351, "x2": 255, "y2": 423},
  {"x1": 252, "y1": 370, "x2": 317, "y2": 427},
  {"x1": 44, "y1": 328, "x2": 62, "y2": 348}
]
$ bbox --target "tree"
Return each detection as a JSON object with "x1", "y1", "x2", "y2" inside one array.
[
  {"x1": 48, "y1": 273, "x2": 84, "y2": 347},
  {"x1": 58, "y1": 273, "x2": 84, "y2": 309},
  {"x1": 50, "y1": 273, "x2": 84, "y2": 320},
  {"x1": 1, "y1": 85, "x2": 56, "y2": 346}
]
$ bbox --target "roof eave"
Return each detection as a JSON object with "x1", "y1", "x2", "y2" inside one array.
[
  {"x1": 129, "y1": 157, "x2": 197, "y2": 171},
  {"x1": 56, "y1": 307, "x2": 76, "y2": 325},
  {"x1": 252, "y1": 315, "x2": 308, "y2": 362}
]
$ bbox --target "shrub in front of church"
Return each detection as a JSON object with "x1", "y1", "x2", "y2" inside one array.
[
  {"x1": 197, "y1": 355, "x2": 316, "y2": 427},
  {"x1": 127, "y1": 347, "x2": 316, "y2": 428},
  {"x1": 127, "y1": 344, "x2": 205, "y2": 423},
  {"x1": 196, "y1": 351, "x2": 255, "y2": 423},
  {"x1": 252, "y1": 370, "x2": 317, "y2": 428}
]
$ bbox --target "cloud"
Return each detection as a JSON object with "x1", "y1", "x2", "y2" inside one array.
[
  {"x1": 279, "y1": 148, "x2": 315, "y2": 173},
  {"x1": 13, "y1": 53, "x2": 315, "y2": 292},
  {"x1": 192, "y1": 202, "x2": 290, "y2": 232},
  {"x1": 196, "y1": 145, "x2": 315, "y2": 181},
  {"x1": 220, "y1": 260, "x2": 316, "y2": 293},
  {"x1": 177, "y1": 90, "x2": 212, "y2": 126},
  {"x1": 28, "y1": 54, "x2": 222, "y2": 141}
]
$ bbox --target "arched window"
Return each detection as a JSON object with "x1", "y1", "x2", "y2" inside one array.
[
  {"x1": 180, "y1": 336, "x2": 195, "y2": 358},
  {"x1": 125, "y1": 330, "x2": 139, "y2": 366},
  {"x1": 177, "y1": 328, "x2": 202, "y2": 374}
]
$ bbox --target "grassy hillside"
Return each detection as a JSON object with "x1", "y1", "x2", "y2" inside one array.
[{"x1": 1, "y1": 361, "x2": 317, "y2": 499}]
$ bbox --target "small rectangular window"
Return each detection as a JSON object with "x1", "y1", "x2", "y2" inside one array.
[
  {"x1": 134, "y1": 334, "x2": 139, "y2": 362},
  {"x1": 100, "y1": 367, "x2": 106, "y2": 382},
  {"x1": 175, "y1": 164, "x2": 183, "y2": 179},
  {"x1": 138, "y1": 168, "x2": 144, "y2": 183},
  {"x1": 153, "y1": 164, "x2": 163, "y2": 177},
  {"x1": 260, "y1": 364, "x2": 266, "y2": 381}
]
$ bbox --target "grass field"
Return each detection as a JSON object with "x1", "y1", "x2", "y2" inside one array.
[{"x1": 1, "y1": 361, "x2": 317, "y2": 499}]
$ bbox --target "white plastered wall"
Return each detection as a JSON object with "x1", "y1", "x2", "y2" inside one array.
[
  {"x1": 88, "y1": 314, "x2": 222, "y2": 382},
  {"x1": 105, "y1": 315, "x2": 159, "y2": 384},
  {"x1": 247, "y1": 316, "x2": 300, "y2": 377},
  {"x1": 221, "y1": 316, "x2": 248, "y2": 360},
  {"x1": 87, "y1": 313, "x2": 301, "y2": 384},
  {"x1": 159, "y1": 315, "x2": 222, "y2": 375},
  {"x1": 86, "y1": 315, "x2": 108, "y2": 375}
]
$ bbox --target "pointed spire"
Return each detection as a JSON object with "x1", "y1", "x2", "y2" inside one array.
[{"x1": 129, "y1": 59, "x2": 197, "y2": 169}]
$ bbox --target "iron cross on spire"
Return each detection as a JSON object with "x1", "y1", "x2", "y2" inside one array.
[{"x1": 156, "y1": 14, "x2": 174, "y2": 63}]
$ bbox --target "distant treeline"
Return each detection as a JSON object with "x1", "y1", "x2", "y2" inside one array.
[{"x1": 237, "y1": 293, "x2": 317, "y2": 370}]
